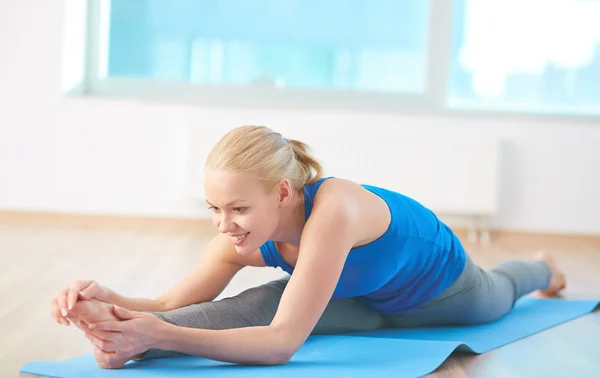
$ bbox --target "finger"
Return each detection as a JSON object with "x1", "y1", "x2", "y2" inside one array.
[
  {"x1": 88, "y1": 320, "x2": 123, "y2": 332},
  {"x1": 50, "y1": 298, "x2": 63, "y2": 324},
  {"x1": 78, "y1": 282, "x2": 95, "y2": 300},
  {"x1": 56, "y1": 288, "x2": 70, "y2": 318},
  {"x1": 72, "y1": 319, "x2": 88, "y2": 332},
  {"x1": 53, "y1": 306, "x2": 70, "y2": 326},
  {"x1": 87, "y1": 328, "x2": 121, "y2": 343},
  {"x1": 51, "y1": 303, "x2": 70, "y2": 326},
  {"x1": 53, "y1": 315, "x2": 69, "y2": 326},
  {"x1": 112, "y1": 305, "x2": 136, "y2": 320},
  {"x1": 84, "y1": 332, "x2": 105, "y2": 346},
  {"x1": 86, "y1": 331, "x2": 119, "y2": 353},
  {"x1": 80, "y1": 281, "x2": 104, "y2": 301},
  {"x1": 67, "y1": 280, "x2": 94, "y2": 310}
]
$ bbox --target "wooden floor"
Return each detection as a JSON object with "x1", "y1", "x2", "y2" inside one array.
[{"x1": 1, "y1": 216, "x2": 599, "y2": 377}]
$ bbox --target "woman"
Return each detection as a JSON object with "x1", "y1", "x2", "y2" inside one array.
[{"x1": 51, "y1": 125, "x2": 566, "y2": 369}]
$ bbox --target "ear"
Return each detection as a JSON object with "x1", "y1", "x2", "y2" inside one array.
[{"x1": 277, "y1": 179, "x2": 294, "y2": 207}]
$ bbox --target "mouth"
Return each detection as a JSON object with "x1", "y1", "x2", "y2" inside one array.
[{"x1": 230, "y1": 232, "x2": 250, "y2": 246}]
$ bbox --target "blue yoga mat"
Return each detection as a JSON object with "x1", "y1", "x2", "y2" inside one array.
[{"x1": 21, "y1": 298, "x2": 599, "y2": 378}]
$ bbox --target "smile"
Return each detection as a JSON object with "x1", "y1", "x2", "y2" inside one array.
[{"x1": 230, "y1": 232, "x2": 249, "y2": 245}]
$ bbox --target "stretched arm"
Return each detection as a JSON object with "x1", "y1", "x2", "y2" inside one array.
[
  {"x1": 155, "y1": 232, "x2": 264, "y2": 311},
  {"x1": 150, "y1": 193, "x2": 359, "y2": 365},
  {"x1": 105, "y1": 292, "x2": 167, "y2": 312},
  {"x1": 110, "y1": 234, "x2": 248, "y2": 311},
  {"x1": 62, "y1": 232, "x2": 253, "y2": 319}
]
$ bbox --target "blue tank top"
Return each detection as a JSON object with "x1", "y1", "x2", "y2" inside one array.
[{"x1": 259, "y1": 177, "x2": 467, "y2": 315}]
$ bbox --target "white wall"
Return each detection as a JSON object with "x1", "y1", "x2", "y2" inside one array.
[{"x1": 1, "y1": 0, "x2": 599, "y2": 235}]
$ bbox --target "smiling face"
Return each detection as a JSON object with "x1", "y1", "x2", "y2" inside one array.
[
  {"x1": 203, "y1": 125, "x2": 323, "y2": 253},
  {"x1": 204, "y1": 169, "x2": 283, "y2": 255}
]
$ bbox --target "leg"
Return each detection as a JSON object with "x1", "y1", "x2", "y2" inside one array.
[
  {"x1": 139, "y1": 276, "x2": 385, "y2": 360},
  {"x1": 384, "y1": 252, "x2": 564, "y2": 328}
]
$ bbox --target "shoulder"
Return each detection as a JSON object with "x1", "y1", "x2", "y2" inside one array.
[
  {"x1": 313, "y1": 178, "x2": 365, "y2": 211},
  {"x1": 308, "y1": 178, "x2": 364, "y2": 228},
  {"x1": 309, "y1": 178, "x2": 391, "y2": 247}
]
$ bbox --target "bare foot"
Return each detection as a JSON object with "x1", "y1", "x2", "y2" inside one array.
[
  {"x1": 66, "y1": 300, "x2": 130, "y2": 369},
  {"x1": 66, "y1": 299, "x2": 118, "y2": 326},
  {"x1": 534, "y1": 251, "x2": 567, "y2": 297}
]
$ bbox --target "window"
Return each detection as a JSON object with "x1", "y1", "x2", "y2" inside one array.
[
  {"x1": 449, "y1": 0, "x2": 600, "y2": 116},
  {"x1": 105, "y1": 0, "x2": 429, "y2": 94},
  {"x1": 78, "y1": 0, "x2": 600, "y2": 117}
]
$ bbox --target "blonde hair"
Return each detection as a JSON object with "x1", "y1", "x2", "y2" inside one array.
[{"x1": 205, "y1": 125, "x2": 323, "y2": 192}]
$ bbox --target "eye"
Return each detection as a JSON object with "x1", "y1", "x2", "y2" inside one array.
[
  {"x1": 233, "y1": 207, "x2": 246, "y2": 213},
  {"x1": 208, "y1": 206, "x2": 220, "y2": 212}
]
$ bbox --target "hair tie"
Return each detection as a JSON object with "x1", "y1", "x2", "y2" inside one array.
[{"x1": 283, "y1": 138, "x2": 290, "y2": 144}]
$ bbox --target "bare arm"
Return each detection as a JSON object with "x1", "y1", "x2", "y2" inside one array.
[
  {"x1": 56, "y1": 233, "x2": 260, "y2": 324},
  {"x1": 67, "y1": 237, "x2": 246, "y2": 313},
  {"x1": 152, "y1": 187, "x2": 360, "y2": 365},
  {"x1": 116, "y1": 233, "x2": 262, "y2": 312},
  {"x1": 154, "y1": 232, "x2": 264, "y2": 311},
  {"x1": 106, "y1": 293, "x2": 167, "y2": 312}
]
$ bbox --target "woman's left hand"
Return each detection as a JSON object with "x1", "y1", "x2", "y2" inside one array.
[{"x1": 85, "y1": 305, "x2": 164, "y2": 356}]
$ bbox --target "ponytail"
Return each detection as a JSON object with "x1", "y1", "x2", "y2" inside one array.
[{"x1": 288, "y1": 139, "x2": 324, "y2": 187}]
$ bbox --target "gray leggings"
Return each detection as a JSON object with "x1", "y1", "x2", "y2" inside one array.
[{"x1": 138, "y1": 256, "x2": 551, "y2": 360}]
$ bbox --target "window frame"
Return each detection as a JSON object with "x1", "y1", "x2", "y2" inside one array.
[{"x1": 73, "y1": 0, "x2": 600, "y2": 121}]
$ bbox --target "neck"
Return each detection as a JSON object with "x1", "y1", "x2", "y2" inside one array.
[{"x1": 272, "y1": 191, "x2": 305, "y2": 246}]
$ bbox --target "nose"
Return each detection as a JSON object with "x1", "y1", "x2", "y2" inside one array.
[{"x1": 217, "y1": 214, "x2": 236, "y2": 234}]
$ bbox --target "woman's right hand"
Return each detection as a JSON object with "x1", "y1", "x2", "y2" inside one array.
[{"x1": 50, "y1": 280, "x2": 113, "y2": 326}]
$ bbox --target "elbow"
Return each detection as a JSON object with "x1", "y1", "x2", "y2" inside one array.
[
  {"x1": 263, "y1": 342, "x2": 296, "y2": 366},
  {"x1": 264, "y1": 352, "x2": 293, "y2": 366},
  {"x1": 263, "y1": 349, "x2": 294, "y2": 366},
  {"x1": 263, "y1": 327, "x2": 300, "y2": 366}
]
